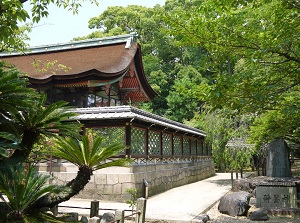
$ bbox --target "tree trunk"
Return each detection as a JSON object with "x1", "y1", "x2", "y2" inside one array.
[{"x1": 31, "y1": 165, "x2": 92, "y2": 209}]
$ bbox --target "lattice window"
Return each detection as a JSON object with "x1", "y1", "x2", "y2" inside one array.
[
  {"x1": 148, "y1": 130, "x2": 160, "y2": 155},
  {"x1": 162, "y1": 133, "x2": 172, "y2": 156},
  {"x1": 203, "y1": 143, "x2": 208, "y2": 156},
  {"x1": 183, "y1": 137, "x2": 190, "y2": 155},
  {"x1": 173, "y1": 135, "x2": 182, "y2": 155},
  {"x1": 197, "y1": 139, "x2": 203, "y2": 155},
  {"x1": 86, "y1": 127, "x2": 125, "y2": 153},
  {"x1": 131, "y1": 127, "x2": 146, "y2": 154},
  {"x1": 207, "y1": 144, "x2": 211, "y2": 156},
  {"x1": 191, "y1": 139, "x2": 197, "y2": 155}
]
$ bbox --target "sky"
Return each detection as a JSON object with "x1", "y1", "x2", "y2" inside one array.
[{"x1": 24, "y1": 0, "x2": 166, "y2": 47}]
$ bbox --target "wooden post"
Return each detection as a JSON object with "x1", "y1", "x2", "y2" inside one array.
[
  {"x1": 135, "y1": 198, "x2": 147, "y2": 223},
  {"x1": 90, "y1": 200, "x2": 99, "y2": 217},
  {"x1": 115, "y1": 210, "x2": 125, "y2": 223},
  {"x1": 125, "y1": 123, "x2": 131, "y2": 156}
]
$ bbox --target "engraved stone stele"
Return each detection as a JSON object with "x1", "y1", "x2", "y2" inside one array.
[
  {"x1": 266, "y1": 139, "x2": 292, "y2": 177},
  {"x1": 256, "y1": 182, "x2": 297, "y2": 208}
]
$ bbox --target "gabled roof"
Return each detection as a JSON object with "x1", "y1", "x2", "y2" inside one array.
[
  {"x1": 70, "y1": 106, "x2": 206, "y2": 137},
  {"x1": 0, "y1": 33, "x2": 157, "y2": 102}
]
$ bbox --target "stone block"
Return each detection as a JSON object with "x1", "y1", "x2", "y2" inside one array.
[
  {"x1": 103, "y1": 185, "x2": 113, "y2": 194},
  {"x1": 95, "y1": 166, "x2": 131, "y2": 174},
  {"x1": 146, "y1": 164, "x2": 156, "y2": 172},
  {"x1": 113, "y1": 183, "x2": 122, "y2": 194},
  {"x1": 96, "y1": 185, "x2": 105, "y2": 194},
  {"x1": 121, "y1": 183, "x2": 134, "y2": 193},
  {"x1": 131, "y1": 165, "x2": 146, "y2": 173},
  {"x1": 65, "y1": 173, "x2": 77, "y2": 182},
  {"x1": 133, "y1": 172, "x2": 146, "y2": 182},
  {"x1": 256, "y1": 185, "x2": 297, "y2": 208},
  {"x1": 118, "y1": 173, "x2": 133, "y2": 183},
  {"x1": 106, "y1": 174, "x2": 119, "y2": 185},
  {"x1": 94, "y1": 174, "x2": 107, "y2": 184}
]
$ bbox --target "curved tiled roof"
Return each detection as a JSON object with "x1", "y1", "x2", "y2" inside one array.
[
  {"x1": 8, "y1": 43, "x2": 137, "y2": 80},
  {"x1": 0, "y1": 34, "x2": 157, "y2": 101}
]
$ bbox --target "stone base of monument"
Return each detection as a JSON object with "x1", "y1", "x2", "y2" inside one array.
[
  {"x1": 232, "y1": 176, "x2": 300, "y2": 218},
  {"x1": 256, "y1": 181, "x2": 298, "y2": 208}
]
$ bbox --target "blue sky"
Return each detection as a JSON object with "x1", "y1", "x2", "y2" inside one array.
[{"x1": 24, "y1": 0, "x2": 166, "y2": 47}]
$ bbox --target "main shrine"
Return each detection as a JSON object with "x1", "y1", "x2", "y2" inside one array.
[{"x1": 0, "y1": 33, "x2": 214, "y2": 201}]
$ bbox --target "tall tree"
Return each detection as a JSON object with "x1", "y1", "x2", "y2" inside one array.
[
  {"x1": 0, "y1": 0, "x2": 98, "y2": 51},
  {"x1": 77, "y1": 3, "x2": 214, "y2": 117},
  {"x1": 165, "y1": 0, "x2": 300, "y2": 146},
  {"x1": 166, "y1": 65, "x2": 208, "y2": 122}
]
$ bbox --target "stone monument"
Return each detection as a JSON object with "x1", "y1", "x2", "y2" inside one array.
[{"x1": 266, "y1": 139, "x2": 292, "y2": 177}]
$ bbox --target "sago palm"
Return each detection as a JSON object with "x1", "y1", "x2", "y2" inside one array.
[
  {"x1": 0, "y1": 61, "x2": 38, "y2": 118},
  {"x1": 33, "y1": 134, "x2": 130, "y2": 208},
  {"x1": 8, "y1": 94, "x2": 81, "y2": 162},
  {"x1": 0, "y1": 163, "x2": 69, "y2": 220},
  {"x1": 0, "y1": 61, "x2": 38, "y2": 159}
]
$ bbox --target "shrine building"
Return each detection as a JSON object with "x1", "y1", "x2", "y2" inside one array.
[{"x1": 0, "y1": 33, "x2": 215, "y2": 201}]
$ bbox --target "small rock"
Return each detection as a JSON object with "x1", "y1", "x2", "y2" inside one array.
[
  {"x1": 80, "y1": 216, "x2": 88, "y2": 223},
  {"x1": 218, "y1": 191, "x2": 251, "y2": 217},
  {"x1": 192, "y1": 214, "x2": 210, "y2": 222},
  {"x1": 249, "y1": 209, "x2": 269, "y2": 221},
  {"x1": 100, "y1": 212, "x2": 115, "y2": 223},
  {"x1": 89, "y1": 216, "x2": 100, "y2": 223}
]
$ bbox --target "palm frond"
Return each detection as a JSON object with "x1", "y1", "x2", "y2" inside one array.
[
  {"x1": 0, "y1": 163, "x2": 70, "y2": 216},
  {"x1": 51, "y1": 135, "x2": 128, "y2": 170}
]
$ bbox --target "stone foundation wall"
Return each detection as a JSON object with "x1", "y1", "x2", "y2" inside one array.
[{"x1": 39, "y1": 159, "x2": 215, "y2": 202}]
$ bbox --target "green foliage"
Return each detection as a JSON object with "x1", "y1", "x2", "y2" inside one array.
[
  {"x1": 75, "y1": 4, "x2": 211, "y2": 117},
  {"x1": 0, "y1": 163, "x2": 69, "y2": 220},
  {"x1": 0, "y1": 0, "x2": 98, "y2": 51},
  {"x1": 164, "y1": 0, "x2": 300, "y2": 147},
  {"x1": 166, "y1": 65, "x2": 209, "y2": 122},
  {"x1": 186, "y1": 108, "x2": 234, "y2": 171},
  {"x1": 52, "y1": 133, "x2": 130, "y2": 170},
  {"x1": 3, "y1": 94, "x2": 81, "y2": 161},
  {"x1": 0, "y1": 61, "x2": 37, "y2": 115},
  {"x1": 125, "y1": 188, "x2": 138, "y2": 211}
]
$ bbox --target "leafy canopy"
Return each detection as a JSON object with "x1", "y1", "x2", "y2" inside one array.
[
  {"x1": 164, "y1": 0, "x2": 300, "y2": 146},
  {"x1": 0, "y1": 0, "x2": 98, "y2": 51}
]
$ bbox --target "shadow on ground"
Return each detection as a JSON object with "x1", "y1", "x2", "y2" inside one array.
[{"x1": 207, "y1": 179, "x2": 232, "y2": 186}]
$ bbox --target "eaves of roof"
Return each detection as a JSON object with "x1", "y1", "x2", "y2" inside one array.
[{"x1": 69, "y1": 106, "x2": 206, "y2": 137}]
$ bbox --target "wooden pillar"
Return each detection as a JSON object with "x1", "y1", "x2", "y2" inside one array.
[
  {"x1": 189, "y1": 138, "x2": 191, "y2": 156},
  {"x1": 90, "y1": 200, "x2": 99, "y2": 217},
  {"x1": 135, "y1": 198, "x2": 147, "y2": 223},
  {"x1": 160, "y1": 131, "x2": 163, "y2": 157},
  {"x1": 171, "y1": 134, "x2": 174, "y2": 156},
  {"x1": 145, "y1": 128, "x2": 149, "y2": 157},
  {"x1": 125, "y1": 123, "x2": 131, "y2": 156},
  {"x1": 181, "y1": 136, "x2": 183, "y2": 156}
]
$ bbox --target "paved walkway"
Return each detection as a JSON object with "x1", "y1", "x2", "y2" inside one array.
[{"x1": 59, "y1": 173, "x2": 234, "y2": 222}]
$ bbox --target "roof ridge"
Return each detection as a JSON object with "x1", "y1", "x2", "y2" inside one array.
[{"x1": 0, "y1": 32, "x2": 138, "y2": 56}]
